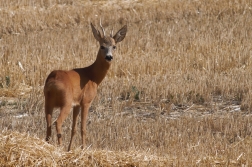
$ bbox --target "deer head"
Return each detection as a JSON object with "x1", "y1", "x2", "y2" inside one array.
[{"x1": 91, "y1": 22, "x2": 127, "y2": 62}]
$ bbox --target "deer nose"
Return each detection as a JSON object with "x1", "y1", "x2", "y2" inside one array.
[{"x1": 105, "y1": 55, "x2": 113, "y2": 61}]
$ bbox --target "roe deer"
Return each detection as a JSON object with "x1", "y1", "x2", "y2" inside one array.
[{"x1": 44, "y1": 22, "x2": 127, "y2": 151}]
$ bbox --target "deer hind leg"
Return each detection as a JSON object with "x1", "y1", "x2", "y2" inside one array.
[
  {"x1": 68, "y1": 106, "x2": 80, "y2": 151},
  {"x1": 45, "y1": 101, "x2": 53, "y2": 142},
  {"x1": 80, "y1": 103, "x2": 91, "y2": 149},
  {"x1": 55, "y1": 104, "x2": 72, "y2": 146}
]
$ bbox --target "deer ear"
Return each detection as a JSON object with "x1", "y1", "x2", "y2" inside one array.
[
  {"x1": 91, "y1": 23, "x2": 102, "y2": 42},
  {"x1": 113, "y1": 25, "x2": 127, "y2": 43}
]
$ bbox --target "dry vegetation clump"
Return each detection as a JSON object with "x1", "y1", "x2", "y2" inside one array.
[
  {"x1": 0, "y1": 130, "x2": 170, "y2": 166},
  {"x1": 0, "y1": 0, "x2": 252, "y2": 166},
  {"x1": 1, "y1": 113, "x2": 252, "y2": 166}
]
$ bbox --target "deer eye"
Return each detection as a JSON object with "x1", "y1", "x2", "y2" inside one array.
[
  {"x1": 113, "y1": 46, "x2": 116, "y2": 50},
  {"x1": 100, "y1": 46, "x2": 105, "y2": 50}
]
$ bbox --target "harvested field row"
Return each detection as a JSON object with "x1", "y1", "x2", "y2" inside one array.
[
  {"x1": 1, "y1": 0, "x2": 252, "y2": 166},
  {"x1": 0, "y1": 124, "x2": 251, "y2": 166}
]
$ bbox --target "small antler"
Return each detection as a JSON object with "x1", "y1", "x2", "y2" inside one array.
[
  {"x1": 99, "y1": 18, "x2": 105, "y2": 37},
  {"x1": 110, "y1": 26, "x2": 114, "y2": 37}
]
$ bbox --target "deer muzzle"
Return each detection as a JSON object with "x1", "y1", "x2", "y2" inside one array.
[{"x1": 105, "y1": 55, "x2": 113, "y2": 61}]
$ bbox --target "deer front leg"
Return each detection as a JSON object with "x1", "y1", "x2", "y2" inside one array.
[
  {"x1": 80, "y1": 103, "x2": 91, "y2": 149},
  {"x1": 68, "y1": 106, "x2": 80, "y2": 151}
]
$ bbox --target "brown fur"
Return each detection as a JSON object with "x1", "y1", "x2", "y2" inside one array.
[{"x1": 44, "y1": 23, "x2": 127, "y2": 151}]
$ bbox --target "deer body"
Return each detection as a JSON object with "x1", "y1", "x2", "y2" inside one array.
[{"x1": 44, "y1": 23, "x2": 127, "y2": 151}]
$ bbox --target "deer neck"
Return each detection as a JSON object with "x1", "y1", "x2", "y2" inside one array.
[{"x1": 88, "y1": 50, "x2": 111, "y2": 85}]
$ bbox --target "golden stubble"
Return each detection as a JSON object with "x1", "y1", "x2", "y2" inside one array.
[{"x1": 0, "y1": 0, "x2": 252, "y2": 166}]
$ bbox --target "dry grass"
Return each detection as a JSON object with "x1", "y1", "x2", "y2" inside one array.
[
  {"x1": 0, "y1": 0, "x2": 252, "y2": 166},
  {"x1": 0, "y1": 130, "x2": 169, "y2": 166}
]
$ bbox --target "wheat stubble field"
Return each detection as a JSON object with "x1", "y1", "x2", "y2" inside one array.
[{"x1": 0, "y1": 0, "x2": 252, "y2": 166}]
